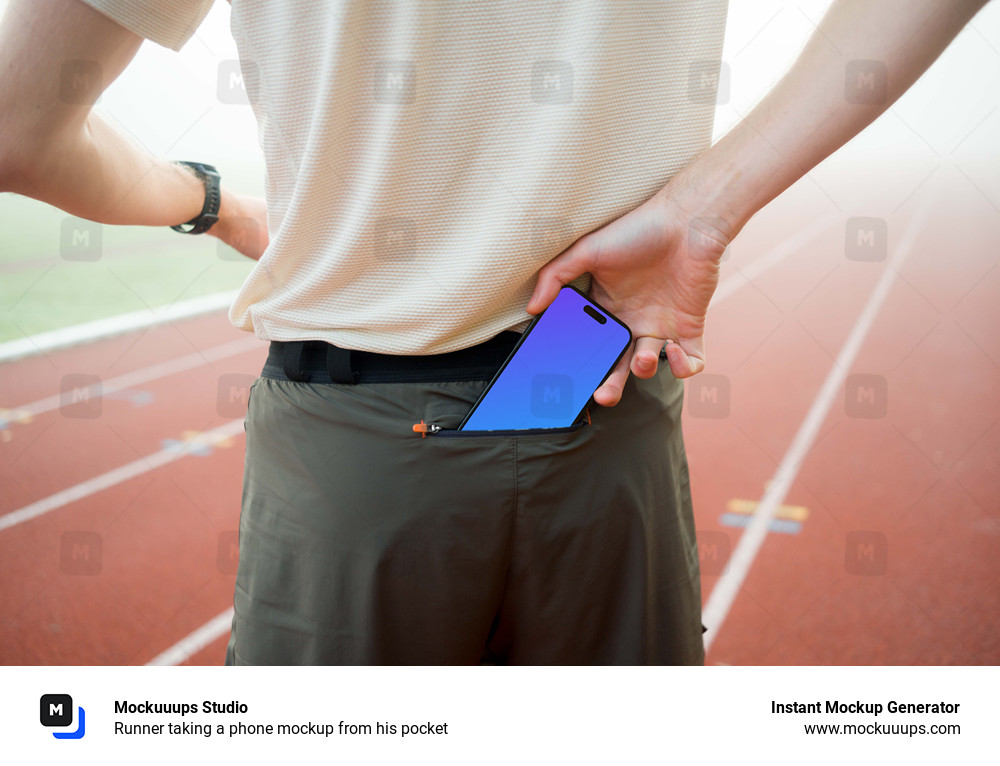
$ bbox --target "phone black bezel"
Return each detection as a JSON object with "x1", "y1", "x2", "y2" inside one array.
[{"x1": 457, "y1": 284, "x2": 633, "y2": 430}]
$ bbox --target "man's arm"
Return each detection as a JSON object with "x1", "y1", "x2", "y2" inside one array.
[
  {"x1": 0, "y1": 0, "x2": 266, "y2": 258},
  {"x1": 528, "y1": 0, "x2": 990, "y2": 405},
  {"x1": 670, "y1": 0, "x2": 989, "y2": 238}
]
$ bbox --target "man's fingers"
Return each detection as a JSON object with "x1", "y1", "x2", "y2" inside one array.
[
  {"x1": 593, "y1": 340, "x2": 633, "y2": 406},
  {"x1": 630, "y1": 336, "x2": 665, "y2": 378},
  {"x1": 664, "y1": 339, "x2": 705, "y2": 379},
  {"x1": 526, "y1": 241, "x2": 589, "y2": 314},
  {"x1": 595, "y1": 336, "x2": 704, "y2": 405}
]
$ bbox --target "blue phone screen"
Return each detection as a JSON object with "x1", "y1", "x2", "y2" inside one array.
[{"x1": 461, "y1": 287, "x2": 631, "y2": 430}]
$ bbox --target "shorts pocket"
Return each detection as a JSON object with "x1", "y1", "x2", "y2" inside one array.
[
  {"x1": 416, "y1": 404, "x2": 593, "y2": 439},
  {"x1": 431, "y1": 421, "x2": 589, "y2": 438}
]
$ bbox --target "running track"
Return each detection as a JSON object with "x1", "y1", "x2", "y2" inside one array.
[{"x1": 1, "y1": 170, "x2": 998, "y2": 665}]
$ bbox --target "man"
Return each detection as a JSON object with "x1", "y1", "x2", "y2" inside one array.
[{"x1": 0, "y1": 0, "x2": 988, "y2": 664}]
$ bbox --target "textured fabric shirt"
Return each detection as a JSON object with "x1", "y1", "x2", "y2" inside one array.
[{"x1": 82, "y1": 0, "x2": 728, "y2": 354}]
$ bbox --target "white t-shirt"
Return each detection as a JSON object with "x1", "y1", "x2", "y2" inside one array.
[{"x1": 83, "y1": 0, "x2": 727, "y2": 354}]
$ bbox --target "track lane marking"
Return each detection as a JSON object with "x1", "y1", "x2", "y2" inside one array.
[
  {"x1": 2, "y1": 336, "x2": 263, "y2": 420},
  {"x1": 0, "y1": 420, "x2": 246, "y2": 532},
  {"x1": 146, "y1": 608, "x2": 235, "y2": 666},
  {"x1": 713, "y1": 213, "x2": 840, "y2": 303},
  {"x1": 726, "y1": 498, "x2": 809, "y2": 521},
  {"x1": 701, "y1": 194, "x2": 932, "y2": 653},
  {"x1": 0, "y1": 290, "x2": 240, "y2": 363}
]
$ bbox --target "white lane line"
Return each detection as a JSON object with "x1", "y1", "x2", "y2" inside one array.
[
  {"x1": 0, "y1": 419, "x2": 246, "y2": 532},
  {"x1": 146, "y1": 608, "x2": 235, "y2": 666},
  {"x1": 4, "y1": 336, "x2": 263, "y2": 419},
  {"x1": 0, "y1": 290, "x2": 239, "y2": 364},
  {"x1": 713, "y1": 213, "x2": 841, "y2": 303},
  {"x1": 702, "y1": 194, "x2": 932, "y2": 653}
]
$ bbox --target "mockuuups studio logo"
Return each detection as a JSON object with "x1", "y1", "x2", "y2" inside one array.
[
  {"x1": 845, "y1": 60, "x2": 887, "y2": 105},
  {"x1": 531, "y1": 60, "x2": 573, "y2": 104},
  {"x1": 687, "y1": 374, "x2": 730, "y2": 418},
  {"x1": 687, "y1": 59, "x2": 729, "y2": 105},
  {"x1": 845, "y1": 374, "x2": 887, "y2": 418},
  {"x1": 60, "y1": 217, "x2": 102, "y2": 261},
  {"x1": 218, "y1": 59, "x2": 250, "y2": 105},
  {"x1": 697, "y1": 530, "x2": 731, "y2": 576},
  {"x1": 530, "y1": 373, "x2": 573, "y2": 419},
  {"x1": 216, "y1": 373, "x2": 255, "y2": 418},
  {"x1": 845, "y1": 217, "x2": 887, "y2": 261},
  {"x1": 373, "y1": 216, "x2": 419, "y2": 261},
  {"x1": 59, "y1": 60, "x2": 102, "y2": 105},
  {"x1": 374, "y1": 59, "x2": 416, "y2": 104},
  {"x1": 40, "y1": 694, "x2": 86, "y2": 739}
]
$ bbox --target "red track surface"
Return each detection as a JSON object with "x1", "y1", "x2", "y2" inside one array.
[{"x1": 1, "y1": 173, "x2": 998, "y2": 665}]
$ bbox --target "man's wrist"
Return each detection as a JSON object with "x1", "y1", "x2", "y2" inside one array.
[{"x1": 657, "y1": 152, "x2": 759, "y2": 245}]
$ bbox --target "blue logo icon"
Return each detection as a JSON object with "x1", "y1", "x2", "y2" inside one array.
[
  {"x1": 530, "y1": 373, "x2": 574, "y2": 419},
  {"x1": 40, "y1": 694, "x2": 86, "y2": 739}
]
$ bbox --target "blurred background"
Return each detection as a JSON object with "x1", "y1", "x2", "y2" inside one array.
[{"x1": 1, "y1": 0, "x2": 998, "y2": 664}]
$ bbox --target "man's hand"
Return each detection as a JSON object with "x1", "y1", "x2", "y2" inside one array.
[
  {"x1": 210, "y1": 192, "x2": 269, "y2": 261},
  {"x1": 527, "y1": 188, "x2": 729, "y2": 406}
]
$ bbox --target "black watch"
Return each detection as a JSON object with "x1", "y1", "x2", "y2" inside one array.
[{"x1": 171, "y1": 161, "x2": 221, "y2": 234}]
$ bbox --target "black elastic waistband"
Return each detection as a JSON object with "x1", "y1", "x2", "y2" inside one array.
[{"x1": 262, "y1": 331, "x2": 523, "y2": 384}]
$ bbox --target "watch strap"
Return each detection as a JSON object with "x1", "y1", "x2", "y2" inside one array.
[{"x1": 171, "y1": 161, "x2": 221, "y2": 235}]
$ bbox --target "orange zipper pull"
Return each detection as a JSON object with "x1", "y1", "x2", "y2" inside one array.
[{"x1": 412, "y1": 420, "x2": 441, "y2": 437}]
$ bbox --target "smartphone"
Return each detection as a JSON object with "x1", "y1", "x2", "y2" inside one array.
[{"x1": 459, "y1": 285, "x2": 632, "y2": 431}]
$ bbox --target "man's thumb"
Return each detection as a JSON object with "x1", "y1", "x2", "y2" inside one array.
[{"x1": 526, "y1": 244, "x2": 588, "y2": 314}]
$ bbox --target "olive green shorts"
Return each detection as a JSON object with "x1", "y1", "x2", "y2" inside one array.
[{"x1": 225, "y1": 361, "x2": 703, "y2": 665}]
